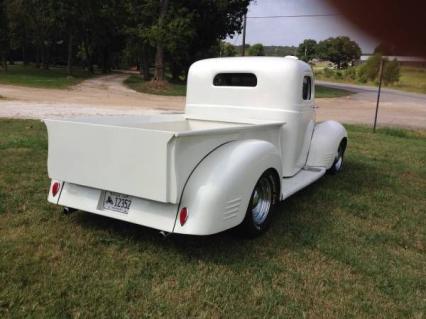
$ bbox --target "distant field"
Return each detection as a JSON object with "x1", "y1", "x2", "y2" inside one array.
[
  {"x1": 391, "y1": 66, "x2": 426, "y2": 94},
  {"x1": 315, "y1": 65, "x2": 426, "y2": 94},
  {"x1": 0, "y1": 65, "x2": 93, "y2": 89},
  {"x1": 125, "y1": 75, "x2": 353, "y2": 98},
  {"x1": 0, "y1": 119, "x2": 425, "y2": 318}
]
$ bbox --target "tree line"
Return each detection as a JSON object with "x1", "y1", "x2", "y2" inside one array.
[
  {"x1": 221, "y1": 36, "x2": 362, "y2": 69},
  {"x1": 297, "y1": 37, "x2": 362, "y2": 68},
  {"x1": 0, "y1": 0, "x2": 250, "y2": 81}
]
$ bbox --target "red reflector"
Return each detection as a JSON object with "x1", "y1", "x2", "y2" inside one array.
[
  {"x1": 179, "y1": 207, "x2": 188, "y2": 226},
  {"x1": 52, "y1": 182, "x2": 61, "y2": 197}
]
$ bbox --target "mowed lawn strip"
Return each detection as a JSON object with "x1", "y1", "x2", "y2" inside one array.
[
  {"x1": 124, "y1": 75, "x2": 353, "y2": 98},
  {"x1": 0, "y1": 65, "x2": 94, "y2": 89},
  {"x1": 0, "y1": 119, "x2": 425, "y2": 318}
]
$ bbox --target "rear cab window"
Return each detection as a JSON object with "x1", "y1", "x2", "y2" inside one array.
[{"x1": 213, "y1": 73, "x2": 257, "y2": 87}]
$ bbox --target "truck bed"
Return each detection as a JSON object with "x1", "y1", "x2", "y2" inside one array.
[{"x1": 45, "y1": 114, "x2": 283, "y2": 203}]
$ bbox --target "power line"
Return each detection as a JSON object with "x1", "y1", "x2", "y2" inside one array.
[{"x1": 247, "y1": 13, "x2": 340, "y2": 19}]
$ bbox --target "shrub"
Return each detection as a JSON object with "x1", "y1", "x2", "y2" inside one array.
[
  {"x1": 334, "y1": 70, "x2": 343, "y2": 79},
  {"x1": 345, "y1": 67, "x2": 357, "y2": 80},
  {"x1": 323, "y1": 67, "x2": 334, "y2": 78},
  {"x1": 383, "y1": 59, "x2": 400, "y2": 84}
]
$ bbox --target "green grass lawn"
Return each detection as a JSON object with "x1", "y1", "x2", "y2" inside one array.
[
  {"x1": 0, "y1": 65, "x2": 94, "y2": 89},
  {"x1": 125, "y1": 75, "x2": 352, "y2": 98},
  {"x1": 125, "y1": 75, "x2": 187, "y2": 96},
  {"x1": 315, "y1": 85, "x2": 352, "y2": 98},
  {"x1": 0, "y1": 119, "x2": 425, "y2": 318}
]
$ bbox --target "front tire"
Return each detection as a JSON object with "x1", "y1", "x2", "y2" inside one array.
[
  {"x1": 63, "y1": 207, "x2": 77, "y2": 215},
  {"x1": 328, "y1": 139, "x2": 347, "y2": 174},
  {"x1": 240, "y1": 170, "x2": 279, "y2": 237}
]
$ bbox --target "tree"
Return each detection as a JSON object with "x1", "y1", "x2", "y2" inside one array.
[
  {"x1": 5, "y1": 0, "x2": 34, "y2": 66},
  {"x1": 358, "y1": 54, "x2": 400, "y2": 84},
  {"x1": 248, "y1": 43, "x2": 265, "y2": 56},
  {"x1": 0, "y1": 0, "x2": 251, "y2": 80},
  {"x1": 53, "y1": 1, "x2": 82, "y2": 74},
  {"x1": 0, "y1": 0, "x2": 9, "y2": 70},
  {"x1": 153, "y1": 0, "x2": 169, "y2": 81},
  {"x1": 125, "y1": 0, "x2": 159, "y2": 80},
  {"x1": 317, "y1": 36, "x2": 361, "y2": 68},
  {"x1": 374, "y1": 43, "x2": 398, "y2": 56},
  {"x1": 220, "y1": 41, "x2": 237, "y2": 57},
  {"x1": 164, "y1": 0, "x2": 250, "y2": 79},
  {"x1": 263, "y1": 45, "x2": 297, "y2": 56},
  {"x1": 297, "y1": 39, "x2": 317, "y2": 62},
  {"x1": 358, "y1": 54, "x2": 382, "y2": 82}
]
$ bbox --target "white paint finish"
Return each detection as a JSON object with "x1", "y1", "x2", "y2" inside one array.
[
  {"x1": 45, "y1": 119, "x2": 174, "y2": 203},
  {"x1": 186, "y1": 57, "x2": 315, "y2": 176},
  {"x1": 46, "y1": 115, "x2": 283, "y2": 204},
  {"x1": 173, "y1": 140, "x2": 282, "y2": 235},
  {"x1": 281, "y1": 168, "x2": 326, "y2": 199},
  {"x1": 58, "y1": 182, "x2": 178, "y2": 232},
  {"x1": 307, "y1": 120, "x2": 348, "y2": 169},
  {"x1": 186, "y1": 57, "x2": 314, "y2": 123},
  {"x1": 45, "y1": 57, "x2": 348, "y2": 235}
]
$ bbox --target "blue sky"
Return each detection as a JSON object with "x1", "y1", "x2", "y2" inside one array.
[{"x1": 228, "y1": 0, "x2": 378, "y2": 53}]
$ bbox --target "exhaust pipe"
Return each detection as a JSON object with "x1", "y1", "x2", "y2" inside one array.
[{"x1": 159, "y1": 231, "x2": 171, "y2": 238}]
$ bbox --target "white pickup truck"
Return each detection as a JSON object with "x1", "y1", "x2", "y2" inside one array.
[{"x1": 45, "y1": 56, "x2": 347, "y2": 236}]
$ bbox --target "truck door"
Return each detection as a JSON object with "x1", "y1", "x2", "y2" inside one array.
[{"x1": 296, "y1": 75, "x2": 315, "y2": 168}]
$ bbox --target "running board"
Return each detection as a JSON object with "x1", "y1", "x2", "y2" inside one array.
[{"x1": 281, "y1": 167, "x2": 326, "y2": 200}]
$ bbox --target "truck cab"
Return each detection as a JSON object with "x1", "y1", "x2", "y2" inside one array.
[
  {"x1": 186, "y1": 56, "x2": 316, "y2": 176},
  {"x1": 45, "y1": 57, "x2": 347, "y2": 237}
]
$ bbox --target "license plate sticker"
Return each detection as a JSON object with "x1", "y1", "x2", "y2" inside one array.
[{"x1": 103, "y1": 191, "x2": 132, "y2": 214}]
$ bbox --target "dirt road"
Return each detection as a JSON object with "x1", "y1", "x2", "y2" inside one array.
[
  {"x1": 0, "y1": 74, "x2": 425, "y2": 129},
  {"x1": 316, "y1": 81, "x2": 426, "y2": 129},
  {"x1": 0, "y1": 74, "x2": 184, "y2": 119}
]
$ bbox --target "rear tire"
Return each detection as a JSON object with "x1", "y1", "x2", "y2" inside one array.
[{"x1": 240, "y1": 169, "x2": 280, "y2": 237}]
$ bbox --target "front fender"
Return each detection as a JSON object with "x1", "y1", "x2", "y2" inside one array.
[
  {"x1": 307, "y1": 120, "x2": 347, "y2": 169},
  {"x1": 173, "y1": 140, "x2": 282, "y2": 235}
]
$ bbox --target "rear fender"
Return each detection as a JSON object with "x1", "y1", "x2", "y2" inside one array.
[
  {"x1": 173, "y1": 140, "x2": 282, "y2": 235},
  {"x1": 307, "y1": 120, "x2": 347, "y2": 169}
]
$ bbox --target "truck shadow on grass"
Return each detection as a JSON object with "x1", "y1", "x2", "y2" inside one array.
[{"x1": 71, "y1": 157, "x2": 382, "y2": 265}]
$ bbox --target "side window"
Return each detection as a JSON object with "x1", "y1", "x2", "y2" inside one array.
[
  {"x1": 213, "y1": 73, "x2": 257, "y2": 87},
  {"x1": 302, "y1": 76, "x2": 312, "y2": 100}
]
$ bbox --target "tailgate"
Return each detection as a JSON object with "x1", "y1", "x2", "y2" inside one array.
[{"x1": 45, "y1": 119, "x2": 175, "y2": 203}]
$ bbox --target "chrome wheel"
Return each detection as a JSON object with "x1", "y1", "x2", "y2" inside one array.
[
  {"x1": 241, "y1": 170, "x2": 278, "y2": 237},
  {"x1": 251, "y1": 175, "x2": 273, "y2": 228}
]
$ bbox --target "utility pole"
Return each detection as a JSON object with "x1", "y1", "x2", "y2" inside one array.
[
  {"x1": 373, "y1": 58, "x2": 385, "y2": 132},
  {"x1": 242, "y1": 13, "x2": 247, "y2": 56}
]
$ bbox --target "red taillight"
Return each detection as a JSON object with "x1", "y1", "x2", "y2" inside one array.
[
  {"x1": 51, "y1": 182, "x2": 61, "y2": 197},
  {"x1": 179, "y1": 207, "x2": 188, "y2": 226}
]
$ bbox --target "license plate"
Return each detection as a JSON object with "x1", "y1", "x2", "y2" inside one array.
[{"x1": 102, "y1": 191, "x2": 132, "y2": 214}]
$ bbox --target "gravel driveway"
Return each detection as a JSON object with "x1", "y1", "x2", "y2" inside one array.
[{"x1": 0, "y1": 74, "x2": 425, "y2": 129}]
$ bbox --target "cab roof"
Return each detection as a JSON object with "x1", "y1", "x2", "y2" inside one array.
[{"x1": 185, "y1": 56, "x2": 314, "y2": 123}]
